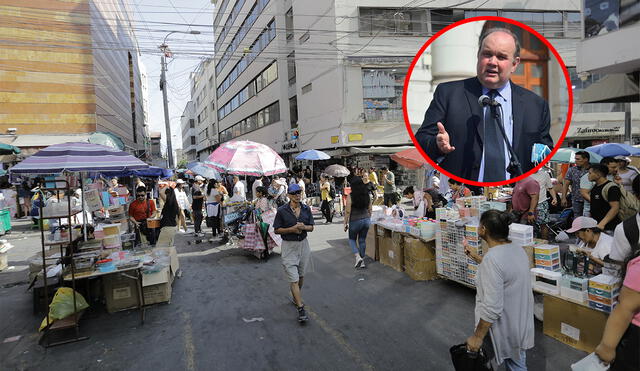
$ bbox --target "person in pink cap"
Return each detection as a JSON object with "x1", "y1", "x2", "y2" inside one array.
[{"x1": 565, "y1": 216, "x2": 613, "y2": 268}]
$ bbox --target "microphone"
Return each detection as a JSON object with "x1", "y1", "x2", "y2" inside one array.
[{"x1": 478, "y1": 95, "x2": 500, "y2": 107}]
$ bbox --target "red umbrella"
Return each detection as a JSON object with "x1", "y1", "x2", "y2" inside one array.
[{"x1": 390, "y1": 148, "x2": 427, "y2": 169}]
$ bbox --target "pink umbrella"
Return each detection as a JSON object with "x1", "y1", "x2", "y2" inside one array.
[{"x1": 205, "y1": 140, "x2": 288, "y2": 176}]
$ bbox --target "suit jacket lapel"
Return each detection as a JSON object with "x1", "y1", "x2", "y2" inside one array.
[
  {"x1": 511, "y1": 81, "x2": 525, "y2": 155},
  {"x1": 464, "y1": 78, "x2": 484, "y2": 144}
]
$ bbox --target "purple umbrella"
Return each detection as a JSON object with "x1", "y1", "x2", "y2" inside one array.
[{"x1": 9, "y1": 142, "x2": 149, "y2": 174}]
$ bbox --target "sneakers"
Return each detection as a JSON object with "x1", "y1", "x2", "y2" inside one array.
[
  {"x1": 360, "y1": 260, "x2": 366, "y2": 268},
  {"x1": 297, "y1": 305, "x2": 309, "y2": 323},
  {"x1": 355, "y1": 256, "x2": 363, "y2": 268}
]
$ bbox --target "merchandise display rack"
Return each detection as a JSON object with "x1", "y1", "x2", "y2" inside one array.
[{"x1": 37, "y1": 177, "x2": 88, "y2": 347}]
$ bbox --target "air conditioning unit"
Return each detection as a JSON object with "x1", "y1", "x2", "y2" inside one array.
[{"x1": 7, "y1": 128, "x2": 17, "y2": 134}]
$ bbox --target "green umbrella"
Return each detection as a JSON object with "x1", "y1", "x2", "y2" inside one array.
[
  {"x1": 88, "y1": 132, "x2": 125, "y2": 150},
  {"x1": 551, "y1": 148, "x2": 602, "y2": 164},
  {"x1": 0, "y1": 143, "x2": 20, "y2": 155}
]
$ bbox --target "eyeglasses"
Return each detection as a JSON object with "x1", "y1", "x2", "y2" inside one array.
[
  {"x1": 136, "y1": 193, "x2": 146, "y2": 197},
  {"x1": 288, "y1": 191, "x2": 302, "y2": 195}
]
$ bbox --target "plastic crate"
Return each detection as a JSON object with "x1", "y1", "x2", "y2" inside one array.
[{"x1": 0, "y1": 208, "x2": 10, "y2": 232}]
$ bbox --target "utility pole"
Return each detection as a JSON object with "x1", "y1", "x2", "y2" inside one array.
[
  {"x1": 159, "y1": 52, "x2": 173, "y2": 168},
  {"x1": 159, "y1": 30, "x2": 200, "y2": 169}
]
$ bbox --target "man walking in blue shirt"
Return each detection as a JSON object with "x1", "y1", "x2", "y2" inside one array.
[{"x1": 273, "y1": 183, "x2": 315, "y2": 323}]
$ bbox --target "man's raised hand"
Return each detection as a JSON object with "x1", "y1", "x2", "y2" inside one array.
[{"x1": 436, "y1": 122, "x2": 455, "y2": 154}]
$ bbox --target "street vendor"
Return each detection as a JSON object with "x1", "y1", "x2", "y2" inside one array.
[
  {"x1": 128, "y1": 186, "x2": 157, "y2": 244},
  {"x1": 273, "y1": 183, "x2": 314, "y2": 324},
  {"x1": 565, "y1": 216, "x2": 612, "y2": 268}
]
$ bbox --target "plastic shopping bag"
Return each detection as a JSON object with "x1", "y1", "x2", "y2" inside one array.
[
  {"x1": 39, "y1": 287, "x2": 89, "y2": 331},
  {"x1": 571, "y1": 353, "x2": 610, "y2": 371}
]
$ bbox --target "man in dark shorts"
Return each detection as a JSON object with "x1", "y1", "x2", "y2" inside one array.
[{"x1": 588, "y1": 164, "x2": 621, "y2": 232}]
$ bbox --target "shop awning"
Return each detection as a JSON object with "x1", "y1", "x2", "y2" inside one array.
[
  {"x1": 349, "y1": 145, "x2": 415, "y2": 154},
  {"x1": 580, "y1": 73, "x2": 640, "y2": 103}
]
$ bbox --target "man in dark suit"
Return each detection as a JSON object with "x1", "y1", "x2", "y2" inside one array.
[{"x1": 415, "y1": 28, "x2": 554, "y2": 182}]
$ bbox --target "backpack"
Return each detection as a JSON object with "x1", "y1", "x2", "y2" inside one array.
[
  {"x1": 328, "y1": 183, "x2": 336, "y2": 199},
  {"x1": 602, "y1": 182, "x2": 640, "y2": 222}
]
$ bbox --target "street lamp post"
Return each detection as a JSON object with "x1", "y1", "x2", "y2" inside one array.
[{"x1": 159, "y1": 30, "x2": 200, "y2": 169}]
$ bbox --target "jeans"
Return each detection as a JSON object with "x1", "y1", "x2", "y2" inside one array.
[
  {"x1": 504, "y1": 350, "x2": 527, "y2": 371},
  {"x1": 572, "y1": 201, "x2": 584, "y2": 219},
  {"x1": 193, "y1": 210, "x2": 203, "y2": 233},
  {"x1": 321, "y1": 199, "x2": 333, "y2": 222},
  {"x1": 348, "y1": 218, "x2": 370, "y2": 258}
]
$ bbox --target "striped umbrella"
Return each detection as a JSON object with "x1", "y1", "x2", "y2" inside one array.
[
  {"x1": 187, "y1": 161, "x2": 222, "y2": 180},
  {"x1": 206, "y1": 140, "x2": 287, "y2": 176},
  {"x1": 9, "y1": 142, "x2": 149, "y2": 174}
]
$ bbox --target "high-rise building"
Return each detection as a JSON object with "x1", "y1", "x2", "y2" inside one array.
[
  {"x1": 211, "y1": 0, "x2": 587, "y2": 174},
  {"x1": 0, "y1": 0, "x2": 148, "y2": 153}
]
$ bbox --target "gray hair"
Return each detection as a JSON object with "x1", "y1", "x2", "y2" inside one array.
[{"x1": 478, "y1": 27, "x2": 521, "y2": 59}]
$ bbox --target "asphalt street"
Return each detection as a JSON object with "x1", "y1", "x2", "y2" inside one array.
[{"x1": 0, "y1": 215, "x2": 587, "y2": 370}]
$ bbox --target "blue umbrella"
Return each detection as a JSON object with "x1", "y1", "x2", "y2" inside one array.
[
  {"x1": 586, "y1": 143, "x2": 640, "y2": 157},
  {"x1": 187, "y1": 161, "x2": 222, "y2": 180},
  {"x1": 295, "y1": 149, "x2": 330, "y2": 161}
]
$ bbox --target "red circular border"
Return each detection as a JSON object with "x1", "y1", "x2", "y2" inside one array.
[{"x1": 402, "y1": 16, "x2": 573, "y2": 187}]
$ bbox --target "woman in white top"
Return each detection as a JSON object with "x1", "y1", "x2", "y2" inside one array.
[
  {"x1": 565, "y1": 216, "x2": 613, "y2": 268},
  {"x1": 206, "y1": 180, "x2": 223, "y2": 237}
]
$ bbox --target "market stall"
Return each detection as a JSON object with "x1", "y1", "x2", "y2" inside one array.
[{"x1": 10, "y1": 142, "x2": 181, "y2": 347}]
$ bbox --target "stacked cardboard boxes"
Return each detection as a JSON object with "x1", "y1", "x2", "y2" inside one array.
[
  {"x1": 379, "y1": 231, "x2": 404, "y2": 272},
  {"x1": 560, "y1": 275, "x2": 589, "y2": 303},
  {"x1": 588, "y1": 274, "x2": 621, "y2": 313},
  {"x1": 533, "y1": 244, "x2": 561, "y2": 272}
]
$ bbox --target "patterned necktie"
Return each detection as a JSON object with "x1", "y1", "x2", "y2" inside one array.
[{"x1": 483, "y1": 89, "x2": 506, "y2": 182}]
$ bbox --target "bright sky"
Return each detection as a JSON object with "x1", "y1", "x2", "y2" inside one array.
[{"x1": 132, "y1": 0, "x2": 214, "y2": 152}]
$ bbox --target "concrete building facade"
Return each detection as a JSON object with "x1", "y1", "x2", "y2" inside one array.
[
  {"x1": 0, "y1": 0, "x2": 148, "y2": 153},
  {"x1": 211, "y1": 0, "x2": 589, "y2": 172},
  {"x1": 190, "y1": 58, "x2": 217, "y2": 161},
  {"x1": 181, "y1": 101, "x2": 197, "y2": 162}
]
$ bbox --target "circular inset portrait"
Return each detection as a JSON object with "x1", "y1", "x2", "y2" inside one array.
[{"x1": 403, "y1": 17, "x2": 572, "y2": 187}]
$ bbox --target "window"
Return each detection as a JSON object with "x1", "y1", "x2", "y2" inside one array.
[
  {"x1": 568, "y1": 67, "x2": 624, "y2": 114},
  {"x1": 299, "y1": 31, "x2": 310, "y2": 44},
  {"x1": 189, "y1": 119, "x2": 195, "y2": 128},
  {"x1": 289, "y1": 96, "x2": 298, "y2": 128},
  {"x1": 359, "y1": 8, "x2": 428, "y2": 36},
  {"x1": 286, "y1": 8, "x2": 294, "y2": 41},
  {"x1": 287, "y1": 51, "x2": 296, "y2": 85},
  {"x1": 566, "y1": 12, "x2": 581, "y2": 38},
  {"x1": 216, "y1": 19, "x2": 277, "y2": 98},
  {"x1": 362, "y1": 68, "x2": 405, "y2": 122},
  {"x1": 430, "y1": 9, "x2": 464, "y2": 34},
  {"x1": 191, "y1": 137, "x2": 196, "y2": 145},
  {"x1": 217, "y1": 61, "x2": 278, "y2": 120},
  {"x1": 216, "y1": 0, "x2": 271, "y2": 76}
]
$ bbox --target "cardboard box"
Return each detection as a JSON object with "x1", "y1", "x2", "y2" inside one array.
[
  {"x1": 403, "y1": 237, "x2": 436, "y2": 281},
  {"x1": 376, "y1": 225, "x2": 391, "y2": 238},
  {"x1": 142, "y1": 267, "x2": 173, "y2": 305},
  {"x1": 560, "y1": 286, "x2": 588, "y2": 303},
  {"x1": 365, "y1": 225, "x2": 379, "y2": 261},
  {"x1": 103, "y1": 272, "x2": 140, "y2": 313},
  {"x1": 380, "y1": 233, "x2": 404, "y2": 272},
  {"x1": 543, "y1": 294, "x2": 608, "y2": 353}
]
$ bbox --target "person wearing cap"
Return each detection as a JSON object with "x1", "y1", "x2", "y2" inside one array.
[
  {"x1": 191, "y1": 176, "x2": 205, "y2": 237},
  {"x1": 566, "y1": 216, "x2": 612, "y2": 269},
  {"x1": 174, "y1": 179, "x2": 189, "y2": 233},
  {"x1": 616, "y1": 156, "x2": 639, "y2": 194},
  {"x1": 273, "y1": 183, "x2": 314, "y2": 324}
]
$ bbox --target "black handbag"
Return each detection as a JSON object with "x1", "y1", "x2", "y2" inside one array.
[{"x1": 450, "y1": 344, "x2": 493, "y2": 371}]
